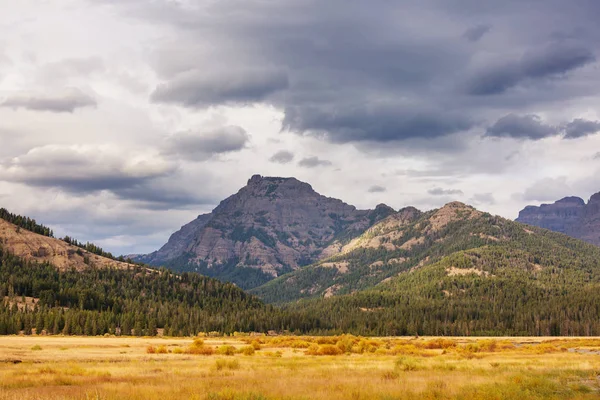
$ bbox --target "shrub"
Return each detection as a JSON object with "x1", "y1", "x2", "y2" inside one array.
[
  {"x1": 156, "y1": 345, "x2": 168, "y2": 354},
  {"x1": 31, "y1": 345, "x2": 42, "y2": 351},
  {"x1": 423, "y1": 339, "x2": 457, "y2": 350},
  {"x1": 216, "y1": 345, "x2": 237, "y2": 356},
  {"x1": 146, "y1": 345, "x2": 156, "y2": 354},
  {"x1": 214, "y1": 359, "x2": 241, "y2": 371},
  {"x1": 317, "y1": 344, "x2": 344, "y2": 356},
  {"x1": 173, "y1": 347, "x2": 184, "y2": 354},
  {"x1": 240, "y1": 346, "x2": 255, "y2": 356},
  {"x1": 395, "y1": 356, "x2": 420, "y2": 372},
  {"x1": 251, "y1": 340, "x2": 261, "y2": 350}
]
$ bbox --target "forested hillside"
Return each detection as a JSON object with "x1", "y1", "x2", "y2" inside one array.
[{"x1": 0, "y1": 245, "x2": 311, "y2": 335}]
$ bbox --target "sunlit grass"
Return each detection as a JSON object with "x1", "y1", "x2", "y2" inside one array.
[{"x1": 0, "y1": 335, "x2": 599, "y2": 399}]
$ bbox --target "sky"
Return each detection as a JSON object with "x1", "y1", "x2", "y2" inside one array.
[{"x1": 1, "y1": 0, "x2": 600, "y2": 255}]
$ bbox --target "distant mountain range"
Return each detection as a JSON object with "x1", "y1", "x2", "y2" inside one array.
[{"x1": 517, "y1": 193, "x2": 600, "y2": 246}]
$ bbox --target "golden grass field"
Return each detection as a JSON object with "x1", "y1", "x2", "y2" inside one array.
[{"x1": 1, "y1": 335, "x2": 600, "y2": 400}]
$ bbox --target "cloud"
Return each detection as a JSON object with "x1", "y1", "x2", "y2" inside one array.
[
  {"x1": 151, "y1": 68, "x2": 289, "y2": 107},
  {"x1": 594, "y1": 152, "x2": 600, "y2": 160},
  {"x1": 284, "y1": 103, "x2": 474, "y2": 143},
  {"x1": 465, "y1": 42, "x2": 596, "y2": 95},
  {"x1": 269, "y1": 150, "x2": 294, "y2": 164},
  {"x1": 463, "y1": 24, "x2": 491, "y2": 42},
  {"x1": 428, "y1": 187, "x2": 464, "y2": 196},
  {"x1": 0, "y1": 144, "x2": 176, "y2": 193},
  {"x1": 486, "y1": 114, "x2": 556, "y2": 140},
  {"x1": 563, "y1": 118, "x2": 600, "y2": 139},
  {"x1": 298, "y1": 156, "x2": 332, "y2": 168},
  {"x1": 0, "y1": 88, "x2": 97, "y2": 113},
  {"x1": 470, "y1": 193, "x2": 495, "y2": 205},
  {"x1": 162, "y1": 126, "x2": 250, "y2": 161},
  {"x1": 368, "y1": 185, "x2": 386, "y2": 193}
]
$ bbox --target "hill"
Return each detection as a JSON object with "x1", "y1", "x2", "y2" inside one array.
[
  {"x1": 136, "y1": 175, "x2": 395, "y2": 289},
  {"x1": 517, "y1": 192, "x2": 600, "y2": 246},
  {"x1": 0, "y1": 209, "x2": 315, "y2": 336},
  {"x1": 0, "y1": 217, "x2": 134, "y2": 271}
]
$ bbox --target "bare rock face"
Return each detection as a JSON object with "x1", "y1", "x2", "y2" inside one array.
[
  {"x1": 516, "y1": 194, "x2": 600, "y2": 246},
  {"x1": 138, "y1": 175, "x2": 396, "y2": 287}
]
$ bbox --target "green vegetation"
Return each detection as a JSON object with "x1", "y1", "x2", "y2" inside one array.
[{"x1": 0, "y1": 208, "x2": 54, "y2": 237}]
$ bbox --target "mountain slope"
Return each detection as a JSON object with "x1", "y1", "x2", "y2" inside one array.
[
  {"x1": 0, "y1": 210, "x2": 315, "y2": 336},
  {"x1": 0, "y1": 217, "x2": 134, "y2": 271},
  {"x1": 137, "y1": 175, "x2": 395, "y2": 289},
  {"x1": 253, "y1": 201, "x2": 600, "y2": 306},
  {"x1": 517, "y1": 192, "x2": 600, "y2": 246}
]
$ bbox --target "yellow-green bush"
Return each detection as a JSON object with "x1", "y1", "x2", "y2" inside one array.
[{"x1": 216, "y1": 345, "x2": 237, "y2": 356}]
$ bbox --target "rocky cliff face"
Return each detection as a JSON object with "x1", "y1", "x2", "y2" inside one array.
[
  {"x1": 516, "y1": 193, "x2": 600, "y2": 246},
  {"x1": 138, "y1": 175, "x2": 395, "y2": 288}
]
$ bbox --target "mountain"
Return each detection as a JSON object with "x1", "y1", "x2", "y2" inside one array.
[
  {"x1": 253, "y1": 201, "x2": 600, "y2": 305},
  {"x1": 259, "y1": 202, "x2": 600, "y2": 335},
  {"x1": 516, "y1": 193, "x2": 600, "y2": 246},
  {"x1": 137, "y1": 175, "x2": 395, "y2": 289}
]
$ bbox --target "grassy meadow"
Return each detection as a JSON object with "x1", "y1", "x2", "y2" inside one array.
[{"x1": 1, "y1": 335, "x2": 600, "y2": 400}]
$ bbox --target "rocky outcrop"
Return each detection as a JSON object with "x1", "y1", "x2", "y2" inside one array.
[
  {"x1": 137, "y1": 175, "x2": 396, "y2": 286},
  {"x1": 516, "y1": 193, "x2": 600, "y2": 246}
]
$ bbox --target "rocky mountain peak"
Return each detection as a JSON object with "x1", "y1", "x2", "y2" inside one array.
[{"x1": 137, "y1": 175, "x2": 394, "y2": 288}]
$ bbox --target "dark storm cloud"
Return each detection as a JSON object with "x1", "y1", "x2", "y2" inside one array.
[
  {"x1": 428, "y1": 187, "x2": 464, "y2": 196},
  {"x1": 151, "y1": 68, "x2": 289, "y2": 107},
  {"x1": 563, "y1": 119, "x2": 600, "y2": 139},
  {"x1": 463, "y1": 24, "x2": 491, "y2": 42},
  {"x1": 465, "y1": 42, "x2": 596, "y2": 96},
  {"x1": 368, "y1": 185, "x2": 386, "y2": 193},
  {"x1": 486, "y1": 114, "x2": 556, "y2": 140},
  {"x1": 103, "y1": 0, "x2": 600, "y2": 147},
  {"x1": 0, "y1": 88, "x2": 96, "y2": 113},
  {"x1": 269, "y1": 150, "x2": 295, "y2": 164},
  {"x1": 162, "y1": 126, "x2": 250, "y2": 161},
  {"x1": 298, "y1": 156, "x2": 332, "y2": 168}
]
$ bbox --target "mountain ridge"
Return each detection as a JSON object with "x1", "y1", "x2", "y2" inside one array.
[{"x1": 517, "y1": 192, "x2": 600, "y2": 246}]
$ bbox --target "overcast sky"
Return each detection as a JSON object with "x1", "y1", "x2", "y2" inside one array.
[{"x1": 1, "y1": 0, "x2": 600, "y2": 255}]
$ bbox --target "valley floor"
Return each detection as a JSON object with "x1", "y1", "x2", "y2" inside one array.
[{"x1": 1, "y1": 335, "x2": 599, "y2": 400}]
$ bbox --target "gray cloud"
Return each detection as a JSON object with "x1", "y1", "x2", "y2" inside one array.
[
  {"x1": 269, "y1": 150, "x2": 294, "y2": 164},
  {"x1": 368, "y1": 185, "x2": 386, "y2": 193},
  {"x1": 428, "y1": 187, "x2": 464, "y2": 196},
  {"x1": 151, "y1": 68, "x2": 289, "y2": 107},
  {"x1": 463, "y1": 24, "x2": 491, "y2": 42},
  {"x1": 486, "y1": 114, "x2": 556, "y2": 140},
  {"x1": 563, "y1": 118, "x2": 600, "y2": 139},
  {"x1": 111, "y1": 0, "x2": 600, "y2": 147},
  {"x1": 465, "y1": 42, "x2": 596, "y2": 95},
  {"x1": 0, "y1": 88, "x2": 97, "y2": 113},
  {"x1": 163, "y1": 126, "x2": 250, "y2": 161},
  {"x1": 594, "y1": 152, "x2": 600, "y2": 160},
  {"x1": 298, "y1": 156, "x2": 332, "y2": 168},
  {"x1": 0, "y1": 144, "x2": 176, "y2": 194},
  {"x1": 284, "y1": 103, "x2": 474, "y2": 142}
]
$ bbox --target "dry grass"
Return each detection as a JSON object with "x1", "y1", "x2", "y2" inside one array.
[{"x1": 0, "y1": 335, "x2": 599, "y2": 399}]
